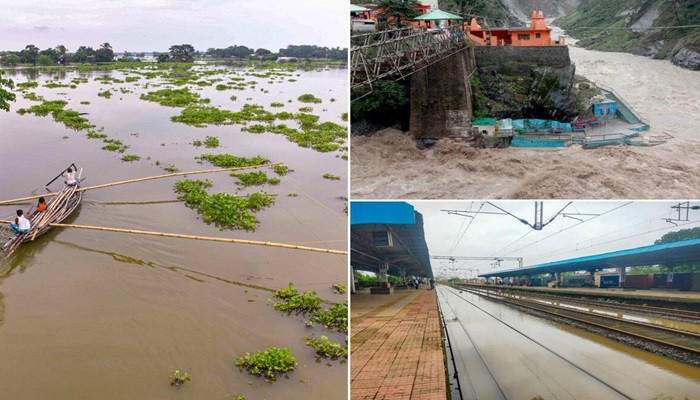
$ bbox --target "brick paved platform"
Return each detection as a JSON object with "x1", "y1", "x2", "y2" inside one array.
[{"x1": 351, "y1": 289, "x2": 447, "y2": 400}]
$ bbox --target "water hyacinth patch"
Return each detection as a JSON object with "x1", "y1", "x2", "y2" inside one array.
[
  {"x1": 196, "y1": 153, "x2": 269, "y2": 168},
  {"x1": 304, "y1": 335, "x2": 348, "y2": 360},
  {"x1": 297, "y1": 93, "x2": 322, "y2": 103},
  {"x1": 140, "y1": 88, "x2": 208, "y2": 107},
  {"x1": 17, "y1": 100, "x2": 95, "y2": 131},
  {"x1": 234, "y1": 347, "x2": 297, "y2": 383}
]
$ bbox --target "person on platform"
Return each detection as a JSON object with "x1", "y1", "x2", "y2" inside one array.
[
  {"x1": 10, "y1": 209, "x2": 31, "y2": 235},
  {"x1": 36, "y1": 197, "x2": 47, "y2": 213}
]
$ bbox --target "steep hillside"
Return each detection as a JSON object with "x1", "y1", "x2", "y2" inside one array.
[
  {"x1": 437, "y1": 0, "x2": 580, "y2": 23},
  {"x1": 556, "y1": 0, "x2": 700, "y2": 69}
]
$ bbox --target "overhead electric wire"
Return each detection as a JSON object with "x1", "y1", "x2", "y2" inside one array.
[
  {"x1": 449, "y1": 202, "x2": 484, "y2": 254},
  {"x1": 528, "y1": 208, "x2": 683, "y2": 264},
  {"x1": 448, "y1": 201, "x2": 473, "y2": 254},
  {"x1": 500, "y1": 202, "x2": 633, "y2": 257}
]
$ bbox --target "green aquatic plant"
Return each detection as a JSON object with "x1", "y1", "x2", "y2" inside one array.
[
  {"x1": 101, "y1": 139, "x2": 129, "y2": 153},
  {"x1": 17, "y1": 100, "x2": 94, "y2": 131},
  {"x1": 23, "y1": 92, "x2": 44, "y2": 102},
  {"x1": 192, "y1": 139, "x2": 203, "y2": 147},
  {"x1": 80, "y1": 101, "x2": 91, "y2": 105},
  {"x1": 332, "y1": 283, "x2": 346, "y2": 294},
  {"x1": 86, "y1": 130, "x2": 107, "y2": 139},
  {"x1": 310, "y1": 301, "x2": 348, "y2": 333},
  {"x1": 298, "y1": 93, "x2": 322, "y2": 103},
  {"x1": 140, "y1": 88, "x2": 207, "y2": 107},
  {"x1": 304, "y1": 335, "x2": 348, "y2": 360},
  {"x1": 322, "y1": 173, "x2": 340, "y2": 181},
  {"x1": 298, "y1": 106, "x2": 313, "y2": 112},
  {"x1": 243, "y1": 124, "x2": 267, "y2": 133},
  {"x1": 197, "y1": 153, "x2": 269, "y2": 168},
  {"x1": 170, "y1": 370, "x2": 191, "y2": 386},
  {"x1": 273, "y1": 165, "x2": 289, "y2": 176},
  {"x1": 203, "y1": 135, "x2": 220, "y2": 148},
  {"x1": 163, "y1": 164, "x2": 179, "y2": 173},
  {"x1": 234, "y1": 347, "x2": 296, "y2": 383},
  {"x1": 198, "y1": 192, "x2": 275, "y2": 231},
  {"x1": 273, "y1": 283, "x2": 323, "y2": 314},
  {"x1": 16, "y1": 81, "x2": 38, "y2": 89},
  {"x1": 174, "y1": 179, "x2": 213, "y2": 206},
  {"x1": 231, "y1": 171, "x2": 269, "y2": 186},
  {"x1": 341, "y1": 112, "x2": 348, "y2": 122},
  {"x1": 288, "y1": 193, "x2": 298, "y2": 197},
  {"x1": 121, "y1": 154, "x2": 141, "y2": 162},
  {"x1": 270, "y1": 102, "x2": 284, "y2": 108},
  {"x1": 97, "y1": 90, "x2": 112, "y2": 99}
]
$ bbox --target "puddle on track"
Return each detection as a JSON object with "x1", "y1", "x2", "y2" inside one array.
[{"x1": 0, "y1": 65, "x2": 348, "y2": 399}]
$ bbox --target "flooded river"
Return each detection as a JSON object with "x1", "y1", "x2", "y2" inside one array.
[
  {"x1": 351, "y1": 43, "x2": 700, "y2": 199},
  {"x1": 0, "y1": 65, "x2": 348, "y2": 399}
]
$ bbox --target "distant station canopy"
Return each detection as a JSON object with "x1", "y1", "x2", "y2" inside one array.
[{"x1": 467, "y1": 10, "x2": 565, "y2": 46}]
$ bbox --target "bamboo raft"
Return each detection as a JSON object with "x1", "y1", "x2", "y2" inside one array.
[
  {"x1": 0, "y1": 163, "x2": 347, "y2": 258},
  {"x1": 2, "y1": 170, "x2": 83, "y2": 258}
]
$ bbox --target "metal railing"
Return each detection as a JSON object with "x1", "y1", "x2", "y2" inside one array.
[
  {"x1": 594, "y1": 82, "x2": 650, "y2": 126},
  {"x1": 351, "y1": 25, "x2": 469, "y2": 99}
]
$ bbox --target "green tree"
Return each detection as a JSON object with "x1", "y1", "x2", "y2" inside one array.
[
  {"x1": 451, "y1": 0, "x2": 478, "y2": 18},
  {"x1": 37, "y1": 54, "x2": 54, "y2": 66},
  {"x1": 654, "y1": 226, "x2": 700, "y2": 244},
  {"x1": 0, "y1": 69, "x2": 16, "y2": 111},
  {"x1": 376, "y1": 0, "x2": 420, "y2": 29},
  {"x1": 95, "y1": 42, "x2": 114, "y2": 63},
  {"x1": 20, "y1": 45, "x2": 39, "y2": 64},
  {"x1": 157, "y1": 53, "x2": 170, "y2": 63},
  {"x1": 0, "y1": 53, "x2": 21, "y2": 66},
  {"x1": 55, "y1": 45, "x2": 68, "y2": 64},
  {"x1": 169, "y1": 44, "x2": 195, "y2": 62}
]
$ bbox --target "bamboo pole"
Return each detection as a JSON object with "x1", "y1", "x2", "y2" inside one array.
[
  {"x1": 0, "y1": 163, "x2": 282, "y2": 205},
  {"x1": 47, "y1": 223, "x2": 347, "y2": 255}
]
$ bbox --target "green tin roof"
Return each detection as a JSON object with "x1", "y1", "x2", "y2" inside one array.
[{"x1": 414, "y1": 9, "x2": 463, "y2": 21}]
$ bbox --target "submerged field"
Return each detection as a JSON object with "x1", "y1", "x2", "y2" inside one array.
[{"x1": 0, "y1": 63, "x2": 347, "y2": 399}]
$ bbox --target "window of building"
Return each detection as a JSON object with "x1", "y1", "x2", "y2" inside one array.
[
  {"x1": 518, "y1": 33, "x2": 530, "y2": 41},
  {"x1": 536, "y1": 33, "x2": 541, "y2": 39}
]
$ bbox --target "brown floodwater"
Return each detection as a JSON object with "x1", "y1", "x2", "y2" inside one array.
[{"x1": 0, "y1": 65, "x2": 348, "y2": 399}]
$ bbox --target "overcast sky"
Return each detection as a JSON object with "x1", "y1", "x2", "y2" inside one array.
[
  {"x1": 409, "y1": 201, "x2": 700, "y2": 279},
  {"x1": 0, "y1": 0, "x2": 348, "y2": 52}
]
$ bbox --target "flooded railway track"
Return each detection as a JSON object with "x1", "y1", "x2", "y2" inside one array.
[
  {"x1": 455, "y1": 286, "x2": 700, "y2": 364},
  {"x1": 437, "y1": 286, "x2": 632, "y2": 399},
  {"x1": 458, "y1": 284, "x2": 700, "y2": 322}
]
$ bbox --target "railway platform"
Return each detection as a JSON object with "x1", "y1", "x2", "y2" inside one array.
[
  {"x1": 479, "y1": 284, "x2": 700, "y2": 305},
  {"x1": 351, "y1": 288, "x2": 446, "y2": 400}
]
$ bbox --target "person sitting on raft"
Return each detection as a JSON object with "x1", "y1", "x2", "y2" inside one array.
[
  {"x1": 10, "y1": 209, "x2": 31, "y2": 235},
  {"x1": 36, "y1": 197, "x2": 47, "y2": 213},
  {"x1": 63, "y1": 167, "x2": 80, "y2": 186}
]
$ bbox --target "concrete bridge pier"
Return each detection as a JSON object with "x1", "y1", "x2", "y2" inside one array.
[{"x1": 410, "y1": 47, "x2": 475, "y2": 140}]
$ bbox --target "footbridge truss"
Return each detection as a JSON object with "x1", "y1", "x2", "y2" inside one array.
[{"x1": 351, "y1": 25, "x2": 469, "y2": 99}]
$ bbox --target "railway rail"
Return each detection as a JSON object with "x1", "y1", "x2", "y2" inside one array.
[
  {"x1": 438, "y1": 286, "x2": 633, "y2": 399},
  {"x1": 457, "y1": 283, "x2": 700, "y2": 321},
  {"x1": 454, "y1": 285, "x2": 700, "y2": 360}
]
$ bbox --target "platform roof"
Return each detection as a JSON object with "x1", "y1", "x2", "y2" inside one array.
[
  {"x1": 351, "y1": 202, "x2": 433, "y2": 278},
  {"x1": 480, "y1": 238, "x2": 700, "y2": 278}
]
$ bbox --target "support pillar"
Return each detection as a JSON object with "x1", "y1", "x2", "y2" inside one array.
[
  {"x1": 666, "y1": 266, "x2": 674, "y2": 287},
  {"x1": 588, "y1": 270, "x2": 596, "y2": 287},
  {"x1": 554, "y1": 272, "x2": 561, "y2": 287},
  {"x1": 371, "y1": 262, "x2": 394, "y2": 294},
  {"x1": 410, "y1": 48, "x2": 475, "y2": 139},
  {"x1": 619, "y1": 266, "x2": 626, "y2": 288},
  {"x1": 351, "y1": 267, "x2": 356, "y2": 294}
]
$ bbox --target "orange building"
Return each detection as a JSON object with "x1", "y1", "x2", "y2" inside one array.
[{"x1": 467, "y1": 11, "x2": 565, "y2": 46}]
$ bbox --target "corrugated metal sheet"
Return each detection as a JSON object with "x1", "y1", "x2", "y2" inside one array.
[{"x1": 350, "y1": 201, "x2": 416, "y2": 226}]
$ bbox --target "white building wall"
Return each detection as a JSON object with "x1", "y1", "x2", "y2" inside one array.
[{"x1": 419, "y1": 0, "x2": 439, "y2": 10}]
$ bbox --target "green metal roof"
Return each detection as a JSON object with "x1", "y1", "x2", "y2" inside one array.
[
  {"x1": 472, "y1": 118, "x2": 497, "y2": 126},
  {"x1": 350, "y1": 4, "x2": 370, "y2": 12},
  {"x1": 414, "y1": 9, "x2": 463, "y2": 21}
]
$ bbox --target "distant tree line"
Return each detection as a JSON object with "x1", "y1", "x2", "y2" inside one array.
[
  {"x1": 1, "y1": 43, "x2": 347, "y2": 66},
  {"x1": 0, "y1": 43, "x2": 115, "y2": 66},
  {"x1": 205, "y1": 45, "x2": 347, "y2": 61}
]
